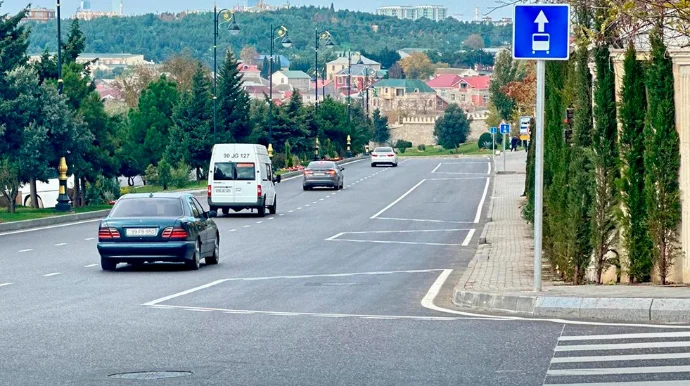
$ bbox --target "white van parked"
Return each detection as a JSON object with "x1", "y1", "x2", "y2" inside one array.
[{"x1": 207, "y1": 144, "x2": 281, "y2": 217}]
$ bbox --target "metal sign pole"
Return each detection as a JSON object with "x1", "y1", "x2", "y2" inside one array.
[
  {"x1": 503, "y1": 132, "x2": 507, "y2": 171},
  {"x1": 533, "y1": 59, "x2": 545, "y2": 292},
  {"x1": 492, "y1": 131, "x2": 495, "y2": 159}
]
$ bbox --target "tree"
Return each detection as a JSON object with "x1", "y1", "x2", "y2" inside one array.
[
  {"x1": 387, "y1": 62, "x2": 405, "y2": 79},
  {"x1": 463, "y1": 33, "x2": 485, "y2": 50},
  {"x1": 590, "y1": 2, "x2": 620, "y2": 284},
  {"x1": 371, "y1": 108, "x2": 390, "y2": 144},
  {"x1": 260, "y1": 56, "x2": 271, "y2": 79},
  {"x1": 434, "y1": 104, "x2": 471, "y2": 149},
  {"x1": 217, "y1": 50, "x2": 253, "y2": 143},
  {"x1": 113, "y1": 64, "x2": 161, "y2": 108},
  {"x1": 169, "y1": 62, "x2": 213, "y2": 178},
  {"x1": 619, "y1": 42, "x2": 652, "y2": 283},
  {"x1": 644, "y1": 24, "x2": 681, "y2": 285},
  {"x1": 489, "y1": 50, "x2": 518, "y2": 121},
  {"x1": 34, "y1": 47, "x2": 57, "y2": 84},
  {"x1": 399, "y1": 52, "x2": 435, "y2": 80},
  {"x1": 62, "y1": 19, "x2": 85, "y2": 64},
  {"x1": 240, "y1": 45, "x2": 258, "y2": 64},
  {"x1": 161, "y1": 51, "x2": 202, "y2": 92}
]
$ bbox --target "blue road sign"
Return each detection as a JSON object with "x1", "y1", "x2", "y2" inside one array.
[
  {"x1": 490, "y1": 127, "x2": 497, "y2": 134},
  {"x1": 500, "y1": 123, "x2": 510, "y2": 135},
  {"x1": 513, "y1": 4, "x2": 570, "y2": 60}
]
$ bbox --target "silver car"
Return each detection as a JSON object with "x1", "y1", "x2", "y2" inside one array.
[
  {"x1": 371, "y1": 147, "x2": 398, "y2": 167},
  {"x1": 303, "y1": 161, "x2": 345, "y2": 190}
]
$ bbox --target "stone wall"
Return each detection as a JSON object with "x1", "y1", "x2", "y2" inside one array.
[{"x1": 385, "y1": 113, "x2": 489, "y2": 146}]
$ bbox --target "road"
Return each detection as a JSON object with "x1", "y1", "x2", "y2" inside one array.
[{"x1": 2, "y1": 157, "x2": 690, "y2": 386}]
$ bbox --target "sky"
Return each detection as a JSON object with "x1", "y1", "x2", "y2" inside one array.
[{"x1": 3, "y1": 0, "x2": 512, "y2": 20}]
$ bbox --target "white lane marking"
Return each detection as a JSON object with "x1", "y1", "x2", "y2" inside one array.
[
  {"x1": 222, "y1": 268, "x2": 447, "y2": 282},
  {"x1": 326, "y1": 232, "x2": 345, "y2": 241},
  {"x1": 0, "y1": 218, "x2": 102, "y2": 237},
  {"x1": 243, "y1": 225, "x2": 251, "y2": 228},
  {"x1": 141, "y1": 279, "x2": 229, "y2": 306},
  {"x1": 547, "y1": 365, "x2": 690, "y2": 376},
  {"x1": 559, "y1": 331, "x2": 690, "y2": 341},
  {"x1": 421, "y1": 269, "x2": 690, "y2": 328},
  {"x1": 461, "y1": 229, "x2": 476, "y2": 246},
  {"x1": 339, "y1": 159, "x2": 364, "y2": 166},
  {"x1": 319, "y1": 198, "x2": 325, "y2": 201},
  {"x1": 84, "y1": 237, "x2": 95, "y2": 241},
  {"x1": 555, "y1": 341, "x2": 690, "y2": 351},
  {"x1": 268, "y1": 217, "x2": 275, "y2": 220},
  {"x1": 0, "y1": 283, "x2": 13, "y2": 287},
  {"x1": 297, "y1": 207, "x2": 303, "y2": 210},
  {"x1": 337, "y1": 229, "x2": 471, "y2": 234},
  {"x1": 474, "y1": 178, "x2": 490, "y2": 223},
  {"x1": 376, "y1": 217, "x2": 473, "y2": 224},
  {"x1": 305, "y1": 204, "x2": 310, "y2": 207},
  {"x1": 229, "y1": 229, "x2": 237, "y2": 232},
  {"x1": 312, "y1": 201, "x2": 318, "y2": 204},
  {"x1": 151, "y1": 304, "x2": 491, "y2": 321},
  {"x1": 544, "y1": 382, "x2": 690, "y2": 386},
  {"x1": 83, "y1": 264, "x2": 98, "y2": 268},
  {"x1": 18, "y1": 249, "x2": 33, "y2": 253},
  {"x1": 430, "y1": 172, "x2": 489, "y2": 175},
  {"x1": 487, "y1": 162, "x2": 491, "y2": 175},
  {"x1": 54, "y1": 243, "x2": 67, "y2": 246},
  {"x1": 551, "y1": 352, "x2": 690, "y2": 363},
  {"x1": 256, "y1": 221, "x2": 263, "y2": 224},
  {"x1": 329, "y1": 239, "x2": 463, "y2": 247},
  {"x1": 279, "y1": 214, "x2": 285, "y2": 216},
  {"x1": 427, "y1": 177, "x2": 489, "y2": 181},
  {"x1": 371, "y1": 179, "x2": 426, "y2": 219},
  {"x1": 43, "y1": 272, "x2": 61, "y2": 277}
]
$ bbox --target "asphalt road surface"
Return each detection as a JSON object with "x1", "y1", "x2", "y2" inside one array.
[{"x1": 2, "y1": 157, "x2": 690, "y2": 386}]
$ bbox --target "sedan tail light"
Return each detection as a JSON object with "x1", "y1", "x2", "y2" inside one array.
[
  {"x1": 372, "y1": 154, "x2": 378, "y2": 157},
  {"x1": 327, "y1": 169, "x2": 337, "y2": 176},
  {"x1": 304, "y1": 170, "x2": 313, "y2": 176},
  {"x1": 387, "y1": 154, "x2": 395, "y2": 157},
  {"x1": 162, "y1": 227, "x2": 188, "y2": 239},
  {"x1": 98, "y1": 227, "x2": 120, "y2": 240},
  {"x1": 207, "y1": 185, "x2": 212, "y2": 197}
]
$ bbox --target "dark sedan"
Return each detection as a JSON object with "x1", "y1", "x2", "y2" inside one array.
[
  {"x1": 303, "y1": 161, "x2": 345, "y2": 190},
  {"x1": 97, "y1": 193, "x2": 220, "y2": 271}
]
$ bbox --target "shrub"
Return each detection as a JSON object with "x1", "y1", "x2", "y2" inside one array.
[
  {"x1": 478, "y1": 132, "x2": 502, "y2": 150},
  {"x1": 272, "y1": 153, "x2": 287, "y2": 169},
  {"x1": 85, "y1": 176, "x2": 121, "y2": 205},
  {"x1": 170, "y1": 162, "x2": 191, "y2": 188},
  {"x1": 157, "y1": 159, "x2": 172, "y2": 190},
  {"x1": 144, "y1": 164, "x2": 158, "y2": 185},
  {"x1": 417, "y1": 144, "x2": 426, "y2": 151},
  {"x1": 395, "y1": 139, "x2": 413, "y2": 153}
]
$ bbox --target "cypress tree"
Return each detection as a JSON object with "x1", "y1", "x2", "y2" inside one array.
[
  {"x1": 644, "y1": 24, "x2": 681, "y2": 284},
  {"x1": 618, "y1": 42, "x2": 652, "y2": 282},
  {"x1": 217, "y1": 50, "x2": 253, "y2": 143},
  {"x1": 590, "y1": 2, "x2": 620, "y2": 284},
  {"x1": 261, "y1": 56, "x2": 270, "y2": 79},
  {"x1": 371, "y1": 108, "x2": 390, "y2": 144}
]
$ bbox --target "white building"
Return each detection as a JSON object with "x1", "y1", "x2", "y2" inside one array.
[{"x1": 376, "y1": 5, "x2": 448, "y2": 22}]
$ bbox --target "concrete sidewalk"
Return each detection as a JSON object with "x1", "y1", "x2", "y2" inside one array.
[{"x1": 452, "y1": 151, "x2": 690, "y2": 324}]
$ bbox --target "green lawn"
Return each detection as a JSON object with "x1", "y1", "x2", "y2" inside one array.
[
  {"x1": 399, "y1": 142, "x2": 491, "y2": 157},
  {"x1": 0, "y1": 205, "x2": 112, "y2": 223},
  {"x1": 120, "y1": 180, "x2": 207, "y2": 195}
]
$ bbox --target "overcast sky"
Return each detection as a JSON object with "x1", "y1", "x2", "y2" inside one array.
[{"x1": 4, "y1": 0, "x2": 511, "y2": 20}]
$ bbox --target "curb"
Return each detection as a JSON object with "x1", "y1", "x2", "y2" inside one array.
[
  {"x1": 0, "y1": 209, "x2": 111, "y2": 233},
  {"x1": 452, "y1": 289, "x2": 690, "y2": 324}
]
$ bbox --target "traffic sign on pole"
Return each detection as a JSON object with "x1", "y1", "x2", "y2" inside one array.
[
  {"x1": 500, "y1": 123, "x2": 510, "y2": 135},
  {"x1": 490, "y1": 127, "x2": 498, "y2": 134},
  {"x1": 513, "y1": 4, "x2": 571, "y2": 61},
  {"x1": 513, "y1": 3, "x2": 570, "y2": 293}
]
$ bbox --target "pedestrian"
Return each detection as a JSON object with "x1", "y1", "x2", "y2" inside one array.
[{"x1": 511, "y1": 136, "x2": 518, "y2": 152}]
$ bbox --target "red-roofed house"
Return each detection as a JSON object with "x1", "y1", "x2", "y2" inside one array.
[{"x1": 426, "y1": 74, "x2": 491, "y2": 109}]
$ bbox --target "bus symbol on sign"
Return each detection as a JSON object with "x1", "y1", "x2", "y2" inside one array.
[{"x1": 532, "y1": 34, "x2": 550, "y2": 54}]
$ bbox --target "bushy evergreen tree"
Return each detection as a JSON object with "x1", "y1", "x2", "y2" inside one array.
[
  {"x1": 618, "y1": 42, "x2": 652, "y2": 282},
  {"x1": 217, "y1": 50, "x2": 252, "y2": 143},
  {"x1": 644, "y1": 24, "x2": 681, "y2": 284},
  {"x1": 371, "y1": 108, "x2": 390, "y2": 144},
  {"x1": 434, "y1": 104, "x2": 471, "y2": 149}
]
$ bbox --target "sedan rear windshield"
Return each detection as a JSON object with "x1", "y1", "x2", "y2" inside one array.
[
  {"x1": 110, "y1": 198, "x2": 184, "y2": 218},
  {"x1": 213, "y1": 162, "x2": 256, "y2": 181},
  {"x1": 374, "y1": 147, "x2": 393, "y2": 153},
  {"x1": 307, "y1": 161, "x2": 336, "y2": 170}
]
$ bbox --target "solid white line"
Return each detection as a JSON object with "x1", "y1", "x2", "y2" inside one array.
[
  {"x1": 375, "y1": 217, "x2": 474, "y2": 224},
  {"x1": 462, "y1": 229, "x2": 476, "y2": 246},
  {"x1": 488, "y1": 162, "x2": 491, "y2": 175},
  {"x1": 325, "y1": 232, "x2": 344, "y2": 241},
  {"x1": 551, "y1": 352, "x2": 690, "y2": 363},
  {"x1": 421, "y1": 269, "x2": 456, "y2": 312},
  {"x1": 330, "y1": 239, "x2": 462, "y2": 246},
  {"x1": 220, "y1": 268, "x2": 448, "y2": 282},
  {"x1": 427, "y1": 177, "x2": 490, "y2": 181},
  {"x1": 83, "y1": 264, "x2": 98, "y2": 268},
  {"x1": 141, "y1": 279, "x2": 229, "y2": 306},
  {"x1": 43, "y1": 272, "x2": 61, "y2": 277},
  {"x1": 544, "y1": 382, "x2": 690, "y2": 386},
  {"x1": 0, "y1": 218, "x2": 102, "y2": 237},
  {"x1": 430, "y1": 172, "x2": 491, "y2": 175},
  {"x1": 555, "y1": 341, "x2": 690, "y2": 351},
  {"x1": 84, "y1": 237, "x2": 95, "y2": 241},
  {"x1": 547, "y1": 365, "x2": 690, "y2": 376},
  {"x1": 0, "y1": 283, "x2": 13, "y2": 287},
  {"x1": 54, "y1": 243, "x2": 67, "y2": 246},
  {"x1": 370, "y1": 179, "x2": 426, "y2": 219},
  {"x1": 18, "y1": 249, "x2": 33, "y2": 253},
  {"x1": 431, "y1": 163, "x2": 442, "y2": 173},
  {"x1": 339, "y1": 229, "x2": 471, "y2": 234},
  {"x1": 559, "y1": 331, "x2": 690, "y2": 341},
  {"x1": 474, "y1": 178, "x2": 490, "y2": 223}
]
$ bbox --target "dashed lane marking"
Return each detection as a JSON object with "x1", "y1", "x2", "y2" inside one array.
[
  {"x1": 55, "y1": 243, "x2": 67, "y2": 246},
  {"x1": 84, "y1": 264, "x2": 98, "y2": 268},
  {"x1": 229, "y1": 229, "x2": 237, "y2": 232},
  {"x1": 84, "y1": 237, "x2": 95, "y2": 241},
  {"x1": 0, "y1": 283, "x2": 13, "y2": 287},
  {"x1": 243, "y1": 225, "x2": 251, "y2": 228},
  {"x1": 18, "y1": 249, "x2": 33, "y2": 253},
  {"x1": 43, "y1": 272, "x2": 61, "y2": 277},
  {"x1": 256, "y1": 221, "x2": 263, "y2": 224}
]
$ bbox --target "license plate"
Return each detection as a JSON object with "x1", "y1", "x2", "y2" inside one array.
[
  {"x1": 125, "y1": 228, "x2": 158, "y2": 237},
  {"x1": 313, "y1": 172, "x2": 326, "y2": 176},
  {"x1": 215, "y1": 188, "x2": 232, "y2": 193}
]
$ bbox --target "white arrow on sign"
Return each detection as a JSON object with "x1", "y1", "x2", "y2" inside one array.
[{"x1": 534, "y1": 10, "x2": 549, "y2": 33}]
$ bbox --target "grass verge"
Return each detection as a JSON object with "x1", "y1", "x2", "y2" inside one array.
[
  {"x1": 399, "y1": 142, "x2": 492, "y2": 157},
  {"x1": 120, "y1": 180, "x2": 207, "y2": 195}
]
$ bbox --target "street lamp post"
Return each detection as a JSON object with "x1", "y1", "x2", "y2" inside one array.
[
  {"x1": 314, "y1": 29, "x2": 334, "y2": 113},
  {"x1": 55, "y1": 0, "x2": 72, "y2": 212},
  {"x1": 213, "y1": 6, "x2": 240, "y2": 145},
  {"x1": 268, "y1": 24, "x2": 292, "y2": 157},
  {"x1": 347, "y1": 50, "x2": 352, "y2": 123}
]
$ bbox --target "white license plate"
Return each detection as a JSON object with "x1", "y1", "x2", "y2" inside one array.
[
  {"x1": 215, "y1": 188, "x2": 232, "y2": 193},
  {"x1": 125, "y1": 228, "x2": 158, "y2": 237},
  {"x1": 313, "y1": 172, "x2": 326, "y2": 176}
]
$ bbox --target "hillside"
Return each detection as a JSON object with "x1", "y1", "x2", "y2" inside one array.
[{"x1": 25, "y1": 7, "x2": 510, "y2": 66}]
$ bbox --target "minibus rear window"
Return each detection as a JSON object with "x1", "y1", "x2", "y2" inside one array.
[{"x1": 213, "y1": 162, "x2": 256, "y2": 181}]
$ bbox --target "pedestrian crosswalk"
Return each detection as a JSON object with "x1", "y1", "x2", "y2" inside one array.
[{"x1": 543, "y1": 331, "x2": 690, "y2": 385}]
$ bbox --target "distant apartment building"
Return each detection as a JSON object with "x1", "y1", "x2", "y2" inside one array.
[
  {"x1": 21, "y1": 8, "x2": 56, "y2": 22},
  {"x1": 377, "y1": 5, "x2": 447, "y2": 22}
]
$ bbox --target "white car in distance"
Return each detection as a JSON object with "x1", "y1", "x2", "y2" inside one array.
[{"x1": 371, "y1": 147, "x2": 398, "y2": 167}]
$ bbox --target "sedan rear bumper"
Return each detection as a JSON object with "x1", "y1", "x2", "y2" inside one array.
[
  {"x1": 97, "y1": 241, "x2": 195, "y2": 262},
  {"x1": 303, "y1": 177, "x2": 338, "y2": 187}
]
